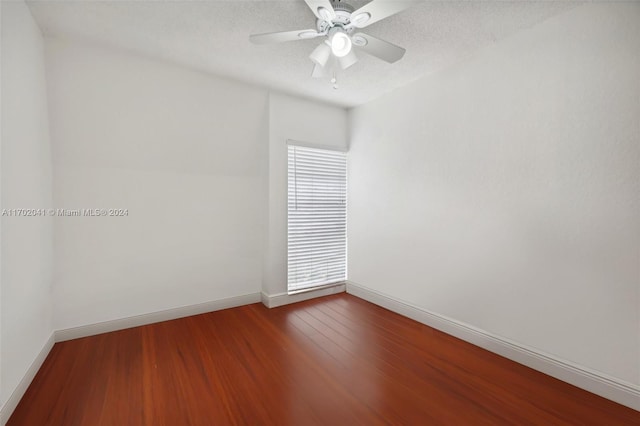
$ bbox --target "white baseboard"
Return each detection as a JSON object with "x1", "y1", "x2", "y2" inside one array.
[
  {"x1": 55, "y1": 292, "x2": 261, "y2": 342},
  {"x1": 262, "y1": 283, "x2": 345, "y2": 308},
  {"x1": 0, "y1": 332, "x2": 55, "y2": 426},
  {"x1": 346, "y1": 281, "x2": 640, "y2": 412}
]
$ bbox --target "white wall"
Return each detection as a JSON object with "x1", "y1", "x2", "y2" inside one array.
[
  {"x1": 45, "y1": 39, "x2": 351, "y2": 329},
  {"x1": 1, "y1": 0, "x2": 54, "y2": 412},
  {"x1": 348, "y1": 2, "x2": 640, "y2": 386},
  {"x1": 263, "y1": 93, "x2": 348, "y2": 296},
  {"x1": 45, "y1": 40, "x2": 269, "y2": 330}
]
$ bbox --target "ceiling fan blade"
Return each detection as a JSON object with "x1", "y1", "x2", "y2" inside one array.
[
  {"x1": 353, "y1": 33, "x2": 406, "y2": 63},
  {"x1": 249, "y1": 29, "x2": 320, "y2": 44},
  {"x1": 304, "y1": 0, "x2": 336, "y2": 21},
  {"x1": 350, "y1": 0, "x2": 422, "y2": 29}
]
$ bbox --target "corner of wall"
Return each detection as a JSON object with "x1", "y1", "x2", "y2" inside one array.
[{"x1": 0, "y1": 0, "x2": 56, "y2": 421}]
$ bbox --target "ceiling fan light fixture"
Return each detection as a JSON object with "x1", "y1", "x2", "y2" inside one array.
[
  {"x1": 351, "y1": 12, "x2": 371, "y2": 27},
  {"x1": 309, "y1": 42, "x2": 332, "y2": 67},
  {"x1": 330, "y1": 32, "x2": 352, "y2": 58}
]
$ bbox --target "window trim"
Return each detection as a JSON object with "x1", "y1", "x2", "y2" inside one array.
[{"x1": 286, "y1": 139, "x2": 348, "y2": 153}]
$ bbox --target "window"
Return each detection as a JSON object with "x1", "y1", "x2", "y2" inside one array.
[{"x1": 288, "y1": 144, "x2": 347, "y2": 293}]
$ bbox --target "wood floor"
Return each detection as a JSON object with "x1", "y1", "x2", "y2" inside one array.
[{"x1": 8, "y1": 294, "x2": 640, "y2": 425}]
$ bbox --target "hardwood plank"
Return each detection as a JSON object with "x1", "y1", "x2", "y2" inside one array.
[{"x1": 7, "y1": 294, "x2": 640, "y2": 425}]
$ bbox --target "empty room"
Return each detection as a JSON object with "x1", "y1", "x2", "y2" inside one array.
[{"x1": 1, "y1": 0, "x2": 639, "y2": 424}]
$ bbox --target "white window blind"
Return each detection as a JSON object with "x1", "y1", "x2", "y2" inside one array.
[{"x1": 288, "y1": 144, "x2": 347, "y2": 293}]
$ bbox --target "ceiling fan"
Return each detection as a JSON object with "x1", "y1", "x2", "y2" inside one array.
[{"x1": 249, "y1": 0, "x2": 420, "y2": 88}]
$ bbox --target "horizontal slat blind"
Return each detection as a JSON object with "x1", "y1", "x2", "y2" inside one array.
[{"x1": 288, "y1": 145, "x2": 347, "y2": 293}]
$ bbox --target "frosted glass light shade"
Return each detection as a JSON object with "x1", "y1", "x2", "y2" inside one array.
[
  {"x1": 331, "y1": 32, "x2": 352, "y2": 58},
  {"x1": 309, "y1": 43, "x2": 331, "y2": 67},
  {"x1": 338, "y1": 49, "x2": 358, "y2": 69}
]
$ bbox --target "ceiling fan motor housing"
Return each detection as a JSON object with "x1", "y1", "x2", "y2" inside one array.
[
  {"x1": 331, "y1": 0, "x2": 355, "y2": 13},
  {"x1": 317, "y1": 2, "x2": 355, "y2": 33}
]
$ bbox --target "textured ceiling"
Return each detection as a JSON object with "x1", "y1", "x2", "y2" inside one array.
[{"x1": 27, "y1": 0, "x2": 580, "y2": 107}]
